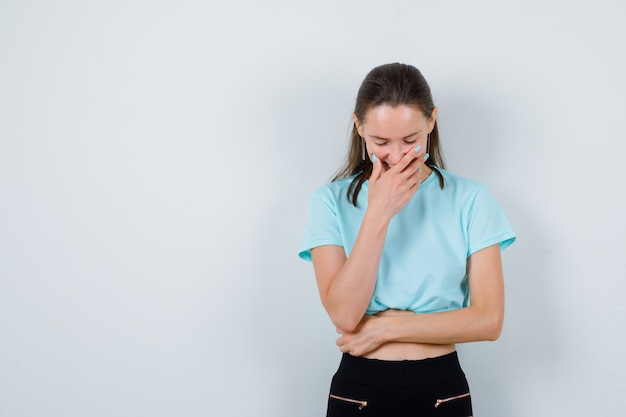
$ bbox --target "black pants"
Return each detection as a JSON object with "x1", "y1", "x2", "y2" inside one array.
[{"x1": 326, "y1": 351, "x2": 472, "y2": 417}]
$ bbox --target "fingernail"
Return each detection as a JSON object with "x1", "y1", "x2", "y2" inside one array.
[
  {"x1": 424, "y1": 153, "x2": 430, "y2": 161},
  {"x1": 371, "y1": 153, "x2": 377, "y2": 162},
  {"x1": 414, "y1": 145, "x2": 421, "y2": 153}
]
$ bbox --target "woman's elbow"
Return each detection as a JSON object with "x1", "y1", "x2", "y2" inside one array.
[
  {"x1": 329, "y1": 310, "x2": 362, "y2": 334},
  {"x1": 483, "y1": 312, "x2": 504, "y2": 341}
]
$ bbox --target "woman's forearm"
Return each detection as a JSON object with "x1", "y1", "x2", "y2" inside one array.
[
  {"x1": 379, "y1": 305, "x2": 504, "y2": 345},
  {"x1": 314, "y1": 151, "x2": 428, "y2": 334},
  {"x1": 313, "y1": 210, "x2": 391, "y2": 333}
]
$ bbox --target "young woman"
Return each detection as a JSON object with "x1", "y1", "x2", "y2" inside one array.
[{"x1": 298, "y1": 63, "x2": 515, "y2": 417}]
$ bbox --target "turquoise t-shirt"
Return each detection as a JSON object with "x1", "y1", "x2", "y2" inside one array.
[{"x1": 298, "y1": 168, "x2": 516, "y2": 315}]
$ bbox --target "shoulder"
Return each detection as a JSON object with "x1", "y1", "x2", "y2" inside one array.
[
  {"x1": 435, "y1": 169, "x2": 515, "y2": 251},
  {"x1": 432, "y1": 169, "x2": 504, "y2": 216},
  {"x1": 436, "y1": 168, "x2": 487, "y2": 197}
]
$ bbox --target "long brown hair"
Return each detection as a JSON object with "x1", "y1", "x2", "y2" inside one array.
[{"x1": 333, "y1": 63, "x2": 446, "y2": 206}]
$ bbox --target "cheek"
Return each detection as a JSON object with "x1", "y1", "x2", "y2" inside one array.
[
  {"x1": 367, "y1": 143, "x2": 418, "y2": 158},
  {"x1": 395, "y1": 144, "x2": 420, "y2": 158},
  {"x1": 367, "y1": 144, "x2": 389, "y2": 158}
]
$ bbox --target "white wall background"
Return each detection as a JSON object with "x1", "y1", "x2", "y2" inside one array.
[{"x1": 1, "y1": 1, "x2": 624, "y2": 416}]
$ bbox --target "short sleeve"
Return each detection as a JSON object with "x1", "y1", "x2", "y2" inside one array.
[
  {"x1": 298, "y1": 188, "x2": 344, "y2": 262},
  {"x1": 466, "y1": 185, "x2": 516, "y2": 256}
]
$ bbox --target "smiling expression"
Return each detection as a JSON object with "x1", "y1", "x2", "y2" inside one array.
[{"x1": 354, "y1": 104, "x2": 437, "y2": 170}]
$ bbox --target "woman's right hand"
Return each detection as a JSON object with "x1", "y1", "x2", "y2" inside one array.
[{"x1": 367, "y1": 150, "x2": 425, "y2": 220}]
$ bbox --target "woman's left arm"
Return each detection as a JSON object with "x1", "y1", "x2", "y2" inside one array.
[{"x1": 336, "y1": 244, "x2": 505, "y2": 355}]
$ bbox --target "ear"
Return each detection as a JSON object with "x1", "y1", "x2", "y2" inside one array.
[
  {"x1": 428, "y1": 107, "x2": 438, "y2": 131},
  {"x1": 352, "y1": 113, "x2": 364, "y2": 137}
]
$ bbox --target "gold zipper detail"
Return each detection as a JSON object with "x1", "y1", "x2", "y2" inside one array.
[
  {"x1": 329, "y1": 394, "x2": 368, "y2": 410},
  {"x1": 434, "y1": 392, "x2": 470, "y2": 408}
]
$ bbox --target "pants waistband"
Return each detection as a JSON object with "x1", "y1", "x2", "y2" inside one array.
[{"x1": 336, "y1": 351, "x2": 464, "y2": 388}]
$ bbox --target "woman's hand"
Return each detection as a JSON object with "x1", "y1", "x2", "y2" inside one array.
[
  {"x1": 367, "y1": 149, "x2": 427, "y2": 221},
  {"x1": 335, "y1": 315, "x2": 387, "y2": 357}
]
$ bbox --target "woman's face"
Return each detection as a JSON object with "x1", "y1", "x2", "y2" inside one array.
[{"x1": 355, "y1": 104, "x2": 437, "y2": 169}]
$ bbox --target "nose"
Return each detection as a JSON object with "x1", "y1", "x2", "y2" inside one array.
[{"x1": 386, "y1": 145, "x2": 405, "y2": 165}]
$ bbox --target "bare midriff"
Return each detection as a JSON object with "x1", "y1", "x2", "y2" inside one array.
[{"x1": 363, "y1": 309, "x2": 456, "y2": 361}]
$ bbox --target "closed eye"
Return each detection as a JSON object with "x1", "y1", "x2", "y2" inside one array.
[
  {"x1": 374, "y1": 139, "x2": 416, "y2": 146},
  {"x1": 370, "y1": 131, "x2": 422, "y2": 143}
]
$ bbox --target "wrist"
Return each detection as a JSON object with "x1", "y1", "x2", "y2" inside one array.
[
  {"x1": 363, "y1": 208, "x2": 392, "y2": 230},
  {"x1": 376, "y1": 316, "x2": 392, "y2": 345}
]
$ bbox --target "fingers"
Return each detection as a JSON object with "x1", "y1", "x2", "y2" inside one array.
[
  {"x1": 369, "y1": 153, "x2": 383, "y2": 184},
  {"x1": 377, "y1": 150, "x2": 423, "y2": 193},
  {"x1": 397, "y1": 157, "x2": 422, "y2": 190},
  {"x1": 335, "y1": 335, "x2": 348, "y2": 353},
  {"x1": 396, "y1": 148, "x2": 431, "y2": 186},
  {"x1": 393, "y1": 145, "x2": 422, "y2": 173},
  {"x1": 367, "y1": 148, "x2": 427, "y2": 217}
]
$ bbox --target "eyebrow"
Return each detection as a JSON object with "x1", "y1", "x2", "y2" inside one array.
[{"x1": 369, "y1": 131, "x2": 422, "y2": 141}]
